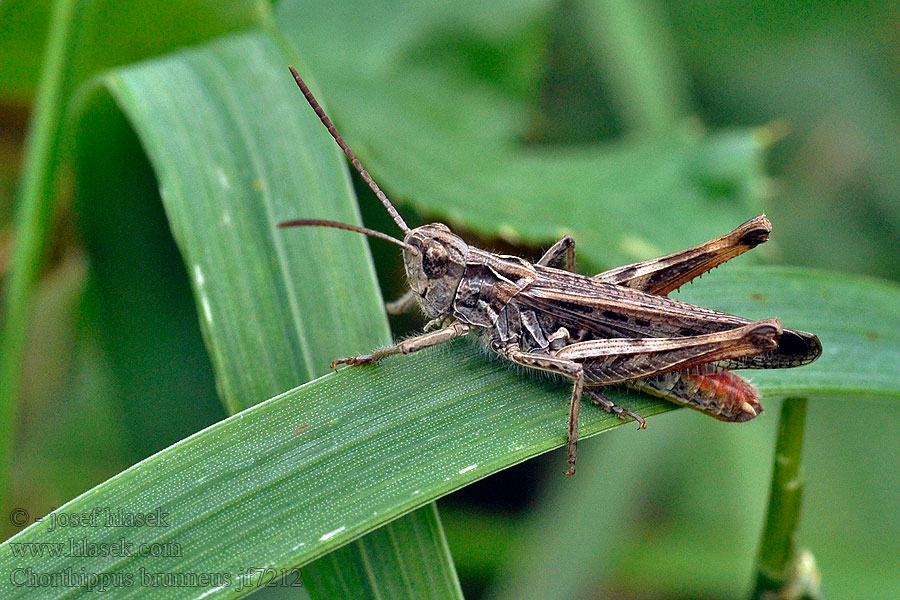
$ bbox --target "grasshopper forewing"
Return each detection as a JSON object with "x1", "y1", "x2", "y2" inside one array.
[{"x1": 279, "y1": 66, "x2": 822, "y2": 475}]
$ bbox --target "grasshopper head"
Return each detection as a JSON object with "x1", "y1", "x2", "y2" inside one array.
[{"x1": 403, "y1": 223, "x2": 468, "y2": 318}]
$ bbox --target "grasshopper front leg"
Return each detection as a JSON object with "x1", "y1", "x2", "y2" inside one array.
[
  {"x1": 331, "y1": 322, "x2": 470, "y2": 368},
  {"x1": 385, "y1": 290, "x2": 418, "y2": 315}
]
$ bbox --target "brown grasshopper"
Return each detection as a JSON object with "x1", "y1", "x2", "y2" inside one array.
[{"x1": 280, "y1": 67, "x2": 822, "y2": 475}]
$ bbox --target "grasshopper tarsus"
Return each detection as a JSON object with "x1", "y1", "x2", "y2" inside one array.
[
  {"x1": 331, "y1": 355, "x2": 374, "y2": 369},
  {"x1": 565, "y1": 451, "x2": 578, "y2": 477},
  {"x1": 586, "y1": 388, "x2": 647, "y2": 430},
  {"x1": 625, "y1": 412, "x2": 648, "y2": 430},
  {"x1": 280, "y1": 68, "x2": 822, "y2": 476}
]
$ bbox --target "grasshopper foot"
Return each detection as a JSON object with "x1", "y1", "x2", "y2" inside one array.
[
  {"x1": 630, "y1": 412, "x2": 648, "y2": 430},
  {"x1": 330, "y1": 355, "x2": 375, "y2": 369},
  {"x1": 586, "y1": 389, "x2": 646, "y2": 429}
]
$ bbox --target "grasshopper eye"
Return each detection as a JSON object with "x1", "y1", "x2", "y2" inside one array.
[{"x1": 422, "y1": 242, "x2": 449, "y2": 279}]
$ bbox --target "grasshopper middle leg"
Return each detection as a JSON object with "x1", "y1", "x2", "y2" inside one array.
[{"x1": 495, "y1": 345, "x2": 585, "y2": 476}]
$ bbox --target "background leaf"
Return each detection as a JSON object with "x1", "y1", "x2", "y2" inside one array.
[{"x1": 277, "y1": 0, "x2": 767, "y2": 269}]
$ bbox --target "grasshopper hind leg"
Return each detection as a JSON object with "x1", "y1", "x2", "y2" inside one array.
[{"x1": 585, "y1": 388, "x2": 647, "y2": 429}]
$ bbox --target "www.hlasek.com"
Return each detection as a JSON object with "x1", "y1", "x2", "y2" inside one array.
[{"x1": 8, "y1": 538, "x2": 182, "y2": 559}]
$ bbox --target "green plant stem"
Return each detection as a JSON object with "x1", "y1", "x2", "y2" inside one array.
[
  {"x1": 0, "y1": 0, "x2": 82, "y2": 532},
  {"x1": 752, "y1": 398, "x2": 821, "y2": 600}
]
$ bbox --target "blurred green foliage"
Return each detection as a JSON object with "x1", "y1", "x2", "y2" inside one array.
[{"x1": 1, "y1": 0, "x2": 898, "y2": 599}]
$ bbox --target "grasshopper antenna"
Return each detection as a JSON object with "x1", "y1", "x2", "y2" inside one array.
[
  {"x1": 288, "y1": 66, "x2": 410, "y2": 234},
  {"x1": 277, "y1": 219, "x2": 412, "y2": 251}
]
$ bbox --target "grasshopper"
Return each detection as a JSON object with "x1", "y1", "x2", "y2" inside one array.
[{"x1": 280, "y1": 67, "x2": 822, "y2": 475}]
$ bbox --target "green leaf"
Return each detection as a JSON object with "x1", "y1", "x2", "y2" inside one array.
[
  {"x1": 99, "y1": 34, "x2": 390, "y2": 409},
  {"x1": 303, "y1": 503, "x2": 461, "y2": 599},
  {"x1": 2, "y1": 262, "x2": 897, "y2": 598},
  {"x1": 677, "y1": 266, "x2": 900, "y2": 397},
  {"x1": 0, "y1": 0, "x2": 82, "y2": 510}
]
